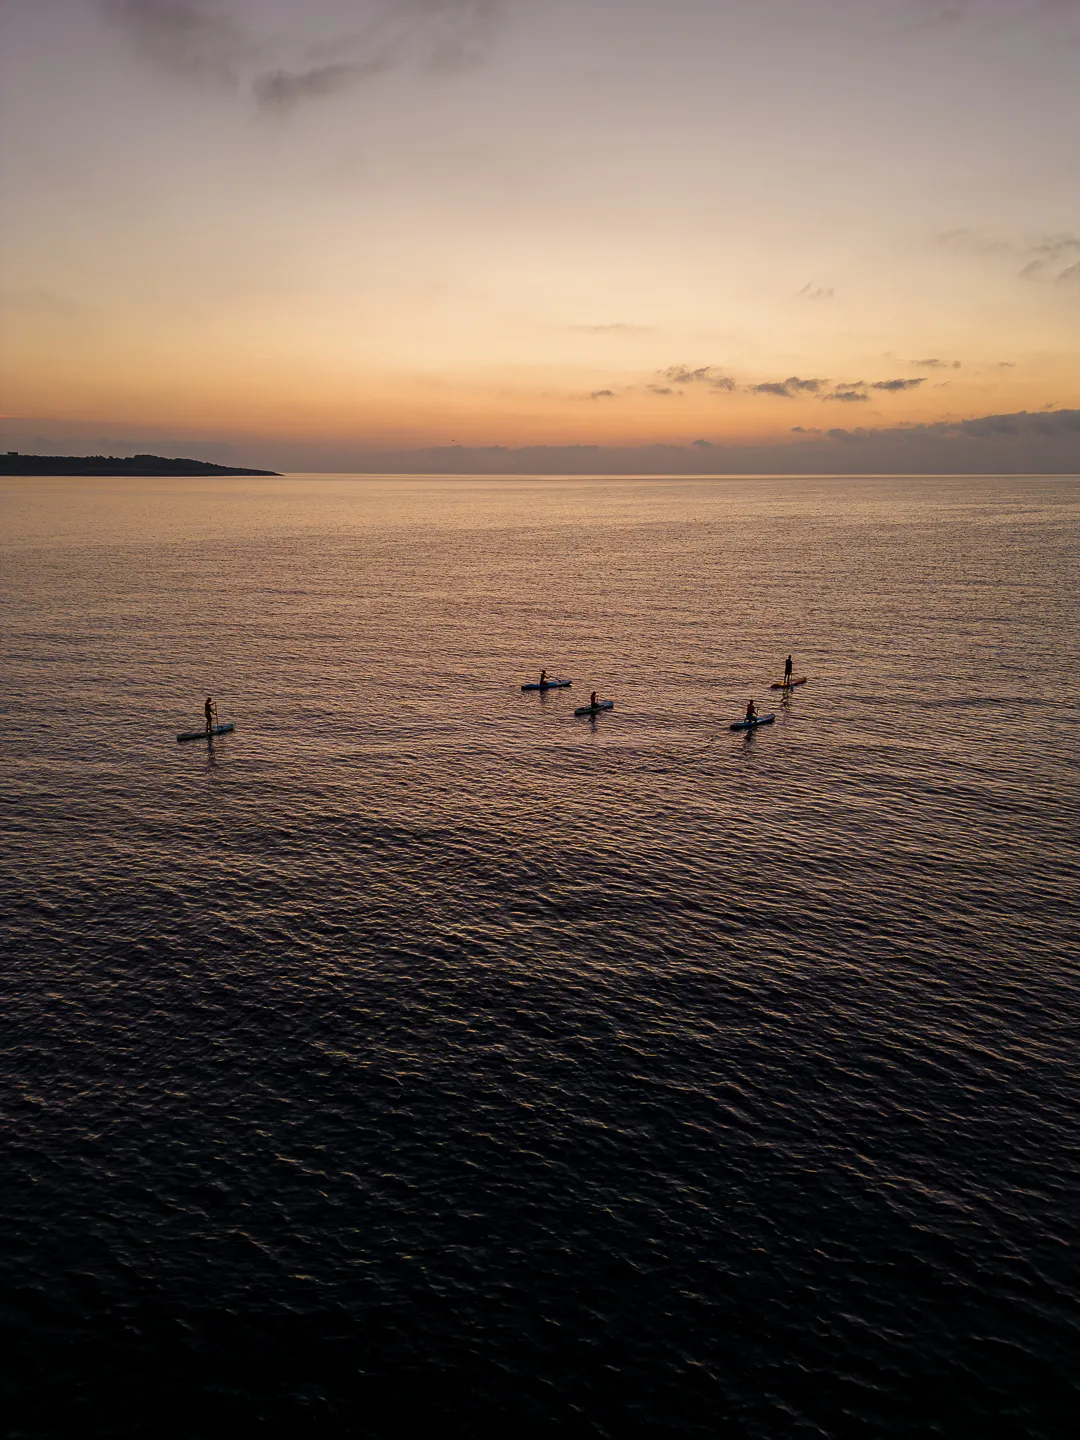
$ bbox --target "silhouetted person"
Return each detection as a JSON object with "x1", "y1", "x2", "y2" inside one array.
[
  {"x1": 784, "y1": 654, "x2": 793, "y2": 684},
  {"x1": 540, "y1": 670, "x2": 547, "y2": 686},
  {"x1": 204, "y1": 696, "x2": 214, "y2": 733},
  {"x1": 745, "y1": 699, "x2": 757, "y2": 722},
  {"x1": 590, "y1": 691, "x2": 598, "y2": 708}
]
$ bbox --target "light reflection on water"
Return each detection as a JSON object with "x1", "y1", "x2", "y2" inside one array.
[{"x1": 3, "y1": 474, "x2": 1078, "y2": 1437}]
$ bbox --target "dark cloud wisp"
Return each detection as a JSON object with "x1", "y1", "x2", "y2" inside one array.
[
  {"x1": 103, "y1": 0, "x2": 503, "y2": 113},
  {"x1": 651, "y1": 369, "x2": 938, "y2": 402},
  {"x1": 253, "y1": 62, "x2": 380, "y2": 112},
  {"x1": 748, "y1": 376, "x2": 827, "y2": 398},
  {"x1": 102, "y1": 0, "x2": 251, "y2": 90},
  {"x1": 660, "y1": 365, "x2": 736, "y2": 390}
]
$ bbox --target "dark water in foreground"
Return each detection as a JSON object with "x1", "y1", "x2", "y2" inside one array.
[{"x1": 3, "y1": 474, "x2": 1078, "y2": 1438}]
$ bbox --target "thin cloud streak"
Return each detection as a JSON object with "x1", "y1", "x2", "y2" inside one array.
[
  {"x1": 938, "y1": 228, "x2": 1080, "y2": 284},
  {"x1": 1019, "y1": 233, "x2": 1080, "y2": 280},
  {"x1": 570, "y1": 323, "x2": 655, "y2": 334}
]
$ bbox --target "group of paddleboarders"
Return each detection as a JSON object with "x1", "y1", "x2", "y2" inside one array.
[
  {"x1": 529, "y1": 654, "x2": 796, "y2": 725},
  {"x1": 191, "y1": 655, "x2": 796, "y2": 741}
]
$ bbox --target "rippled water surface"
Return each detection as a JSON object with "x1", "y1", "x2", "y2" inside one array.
[{"x1": 3, "y1": 474, "x2": 1079, "y2": 1438}]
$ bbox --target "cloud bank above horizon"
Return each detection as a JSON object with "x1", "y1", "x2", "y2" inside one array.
[
  {"x1": 1, "y1": 0, "x2": 1077, "y2": 458},
  {"x1": 4, "y1": 408, "x2": 1076, "y2": 477}
]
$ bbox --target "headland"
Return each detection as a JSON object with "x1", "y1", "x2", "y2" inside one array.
[{"x1": 1, "y1": 452, "x2": 279, "y2": 476}]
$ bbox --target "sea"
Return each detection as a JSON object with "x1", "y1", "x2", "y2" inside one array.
[{"x1": 3, "y1": 473, "x2": 1078, "y2": 1438}]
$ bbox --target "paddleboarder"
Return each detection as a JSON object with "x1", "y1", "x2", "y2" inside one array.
[
  {"x1": 745, "y1": 698, "x2": 757, "y2": 723},
  {"x1": 204, "y1": 696, "x2": 215, "y2": 733},
  {"x1": 539, "y1": 669, "x2": 548, "y2": 687},
  {"x1": 590, "y1": 691, "x2": 598, "y2": 709},
  {"x1": 784, "y1": 655, "x2": 793, "y2": 685}
]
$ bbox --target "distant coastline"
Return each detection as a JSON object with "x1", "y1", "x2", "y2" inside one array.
[{"x1": 0, "y1": 452, "x2": 280, "y2": 476}]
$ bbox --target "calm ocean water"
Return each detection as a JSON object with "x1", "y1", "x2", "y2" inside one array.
[{"x1": 3, "y1": 473, "x2": 1078, "y2": 1438}]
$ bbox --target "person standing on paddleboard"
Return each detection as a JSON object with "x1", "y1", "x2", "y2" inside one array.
[
  {"x1": 745, "y1": 698, "x2": 757, "y2": 723},
  {"x1": 540, "y1": 670, "x2": 547, "y2": 687},
  {"x1": 204, "y1": 696, "x2": 215, "y2": 733},
  {"x1": 590, "y1": 691, "x2": 598, "y2": 709},
  {"x1": 784, "y1": 655, "x2": 793, "y2": 685}
]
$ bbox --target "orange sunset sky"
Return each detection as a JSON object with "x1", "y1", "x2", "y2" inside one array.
[{"x1": 1, "y1": 0, "x2": 1077, "y2": 469}]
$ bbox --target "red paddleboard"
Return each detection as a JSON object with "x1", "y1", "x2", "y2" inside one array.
[{"x1": 770, "y1": 676, "x2": 807, "y2": 690}]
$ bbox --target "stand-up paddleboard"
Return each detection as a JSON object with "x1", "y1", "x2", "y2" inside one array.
[
  {"x1": 769, "y1": 676, "x2": 807, "y2": 690},
  {"x1": 178, "y1": 723, "x2": 235, "y2": 742},
  {"x1": 521, "y1": 678, "x2": 572, "y2": 691},
  {"x1": 575, "y1": 700, "x2": 614, "y2": 716},
  {"x1": 730, "y1": 713, "x2": 775, "y2": 731}
]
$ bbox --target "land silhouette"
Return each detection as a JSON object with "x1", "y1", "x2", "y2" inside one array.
[{"x1": 1, "y1": 453, "x2": 279, "y2": 476}]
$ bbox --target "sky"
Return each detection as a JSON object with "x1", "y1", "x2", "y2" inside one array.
[{"x1": 0, "y1": 0, "x2": 1078, "y2": 471}]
